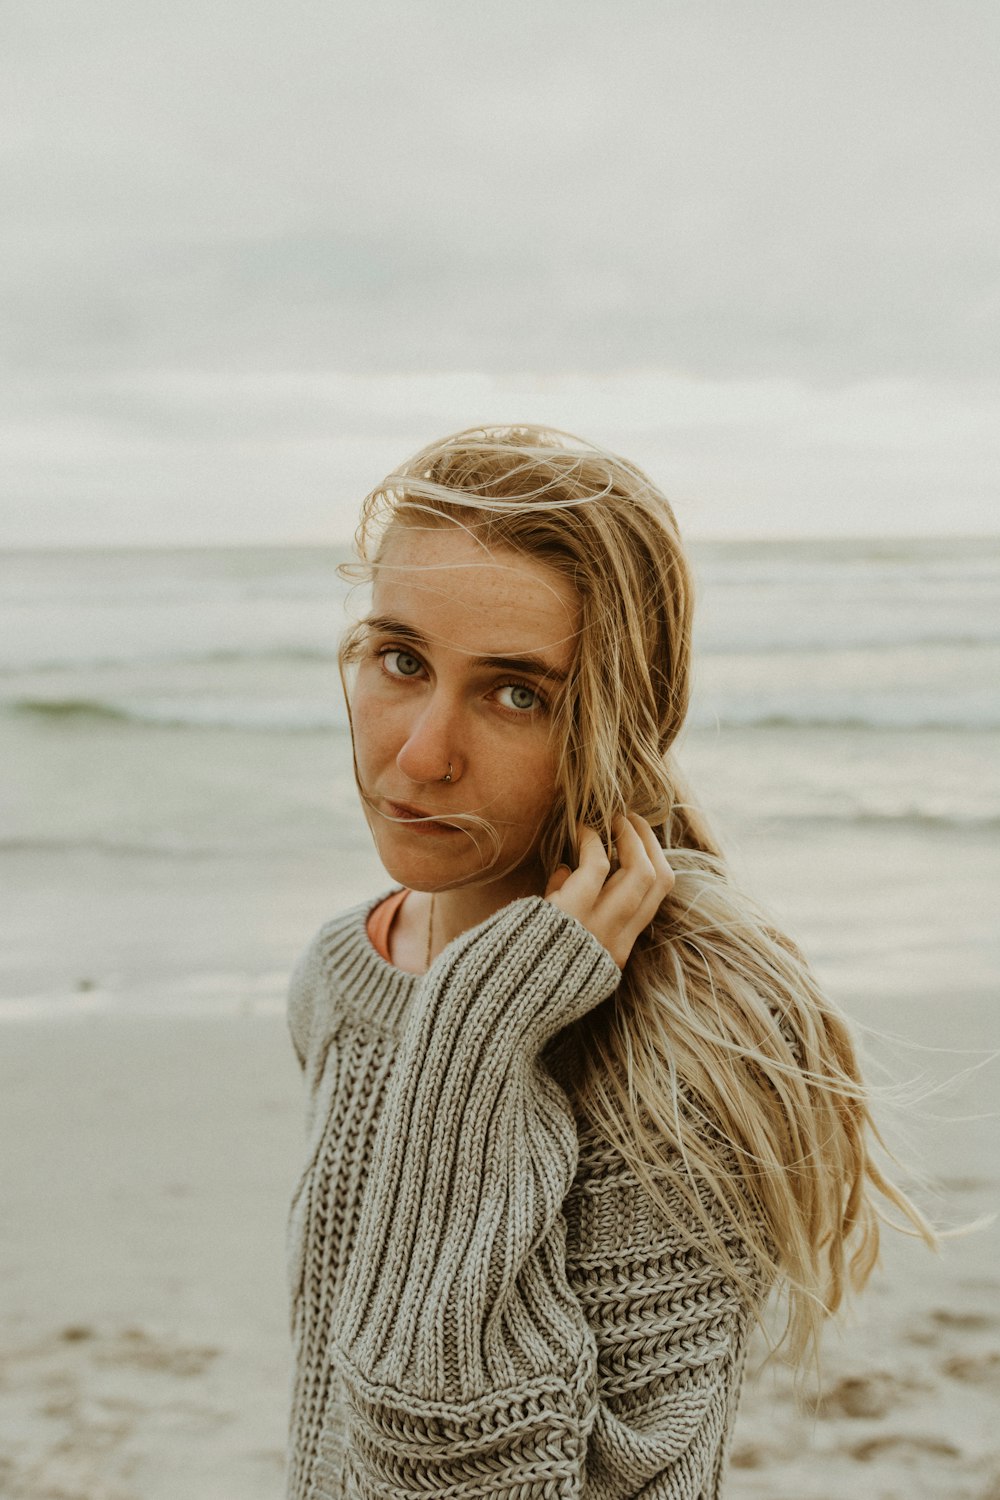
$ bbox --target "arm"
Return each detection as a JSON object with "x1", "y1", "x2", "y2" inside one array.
[
  {"x1": 333, "y1": 896, "x2": 618, "y2": 1407},
  {"x1": 331, "y1": 893, "x2": 751, "y2": 1497}
]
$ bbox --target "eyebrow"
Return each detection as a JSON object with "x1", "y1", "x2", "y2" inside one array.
[{"x1": 362, "y1": 614, "x2": 570, "y2": 684}]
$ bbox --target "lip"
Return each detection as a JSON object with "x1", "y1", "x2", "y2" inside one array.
[{"x1": 383, "y1": 798, "x2": 461, "y2": 834}]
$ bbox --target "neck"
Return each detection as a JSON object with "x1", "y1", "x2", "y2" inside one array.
[{"x1": 424, "y1": 864, "x2": 546, "y2": 962}]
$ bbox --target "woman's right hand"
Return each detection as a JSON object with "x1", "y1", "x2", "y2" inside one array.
[{"x1": 544, "y1": 813, "x2": 674, "y2": 970}]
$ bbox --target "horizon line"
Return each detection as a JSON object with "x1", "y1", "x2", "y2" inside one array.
[{"x1": 5, "y1": 530, "x2": 1000, "y2": 553}]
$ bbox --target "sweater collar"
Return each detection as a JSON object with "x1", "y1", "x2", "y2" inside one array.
[{"x1": 325, "y1": 887, "x2": 421, "y2": 1032}]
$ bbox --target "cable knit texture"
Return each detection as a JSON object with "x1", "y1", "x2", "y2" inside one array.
[{"x1": 286, "y1": 892, "x2": 757, "y2": 1499}]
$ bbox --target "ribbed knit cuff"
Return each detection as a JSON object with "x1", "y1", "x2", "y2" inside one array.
[
  {"x1": 331, "y1": 1342, "x2": 599, "y2": 1498},
  {"x1": 420, "y1": 897, "x2": 621, "y2": 1054}
]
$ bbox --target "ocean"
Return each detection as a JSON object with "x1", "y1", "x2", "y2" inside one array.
[{"x1": 3, "y1": 536, "x2": 998, "y2": 1057}]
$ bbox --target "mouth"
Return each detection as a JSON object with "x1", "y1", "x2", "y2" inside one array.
[{"x1": 382, "y1": 798, "x2": 461, "y2": 834}]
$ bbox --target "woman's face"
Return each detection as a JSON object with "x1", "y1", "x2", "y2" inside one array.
[{"x1": 350, "y1": 522, "x2": 580, "y2": 896}]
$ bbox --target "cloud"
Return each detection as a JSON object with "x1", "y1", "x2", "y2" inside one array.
[
  {"x1": 3, "y1": 0, "x2": 998, "y2": 379},
  {"x1": 1, "y1": 1, "x2": 997, "y2": 541}
]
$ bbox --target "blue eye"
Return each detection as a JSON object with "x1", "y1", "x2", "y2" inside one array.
[
  {"x1": 496, "y1": 682, "x2": 539, "y2": 712},
  {"x1": 382, "y1": 649, "x2": 423, "y2": 678}
]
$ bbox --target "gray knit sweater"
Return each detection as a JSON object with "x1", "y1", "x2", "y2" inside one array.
[{"x1": 286, "y1": 891, "x2": 756, "y2": 1499}]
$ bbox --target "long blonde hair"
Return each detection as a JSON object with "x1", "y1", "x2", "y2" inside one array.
[{"x1": 339, "y1": 422, "x2": 936, "y2": 1368}]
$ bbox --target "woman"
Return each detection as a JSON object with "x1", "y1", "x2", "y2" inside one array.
[{"x1": 285, "y1": 425, "x2": 933, "y2": 1498}]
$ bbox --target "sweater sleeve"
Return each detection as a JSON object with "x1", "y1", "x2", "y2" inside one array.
[{"x1": 330, "y1": 896, "x2": 754, "y2": 1498}]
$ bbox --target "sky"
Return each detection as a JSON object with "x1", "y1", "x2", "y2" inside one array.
[{"x1": 2, "y1": 0, "x2": 998, "y2": 544}]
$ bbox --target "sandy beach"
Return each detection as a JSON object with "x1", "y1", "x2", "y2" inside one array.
[
  {"x1": 0, "y1": 1014, "x2": 302, "y2": 1500},
  {"x1": 1, "y1": 998, "x2": 997, "y2": 1500},
  {"x1": 3, "y1": 539, "x2": 998, "y2": 1496}
]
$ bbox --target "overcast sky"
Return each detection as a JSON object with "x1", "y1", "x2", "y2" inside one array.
[{"x1": 3, "y1": 0, "x2": 998, "y2": 544}]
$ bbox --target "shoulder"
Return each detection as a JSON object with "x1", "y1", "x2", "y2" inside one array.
[
  {"x1": 566, "y1": 1121, "x2": 741, "y2": 1256},
  {"x1": 285, "y1": 891, "x2": 395, "y2": 1070}
]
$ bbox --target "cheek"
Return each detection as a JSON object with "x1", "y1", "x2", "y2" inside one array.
[
  {"x1": 500, "y1": 745, "x2": 560, "y2": 827},
  {"x1": 349, "y1": 680, "x2": 394, "y2": 769}
]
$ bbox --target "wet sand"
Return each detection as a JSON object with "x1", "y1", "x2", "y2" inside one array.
[{"x1": 1, "y1": 1000, "x2": 997, "y2": 1499}]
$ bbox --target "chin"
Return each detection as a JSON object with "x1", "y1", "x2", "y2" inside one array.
[{"x1": 372, "y1": 834, "x2": 478, "y2": 893}]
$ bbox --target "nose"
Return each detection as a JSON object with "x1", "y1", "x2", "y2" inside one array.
[{"x1": 395, "y1": 694, "x2": 461, "y2": 786}]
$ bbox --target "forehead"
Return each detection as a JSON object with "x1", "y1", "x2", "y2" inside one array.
[{"x1": 373, "y1": 524, "x2": 579, "y2": 669}]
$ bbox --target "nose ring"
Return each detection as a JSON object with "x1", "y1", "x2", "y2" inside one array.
[{"x1": 442, "y1": 763, "x2": 453, "y2": 783}]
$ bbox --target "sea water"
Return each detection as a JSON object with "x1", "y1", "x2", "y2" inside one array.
[{"x1": 2, "y1": 537, "x2": 998, "y2": 1041}]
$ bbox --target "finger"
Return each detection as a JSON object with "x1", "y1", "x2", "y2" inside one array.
[
  {"x1": 544, "y1": 863, "x2": 572, "y2": 898},
  {"x1": 599, "y1": 815, "x2": 672, "y2": 937},
  {"x1": 561, "y1": 825, "x2": 608, "y2": 901},
  {"x1": 601, "y1": 814, "x2": 655, "y2": 895},
  {"x1": 547, "y1": 825, "x2": 610, "y2": 904},
  {"x1": 612, "y1": 813, "x2": 648, "y2": 868},
  {"x1": 628, "y1": 814, "x2": 675, "y2": 897}
]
